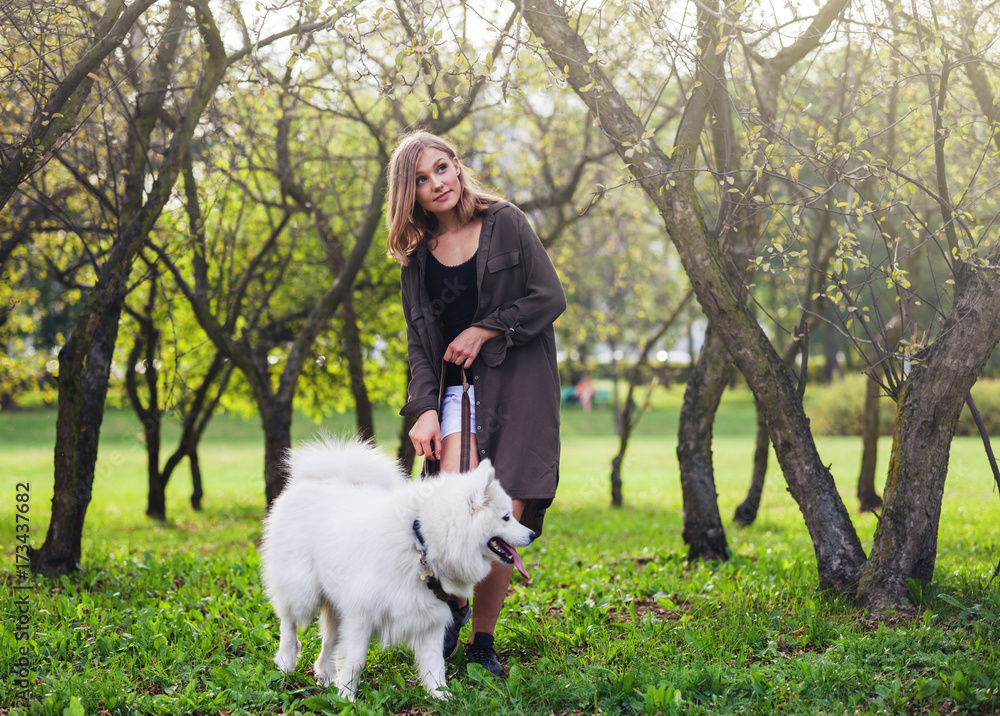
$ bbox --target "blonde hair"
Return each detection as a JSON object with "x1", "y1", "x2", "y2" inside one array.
[{"x1": 386, "y1": 131, "x2": 501, "y2": 265}]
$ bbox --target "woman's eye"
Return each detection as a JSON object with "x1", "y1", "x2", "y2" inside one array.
[{"x1": 416, "y1": 176, "x2": 425, "y2": 185}]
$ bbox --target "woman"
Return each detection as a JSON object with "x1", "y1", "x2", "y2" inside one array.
[{"x1": 387, "y1": 130, "x2": 566, "y2": 676}]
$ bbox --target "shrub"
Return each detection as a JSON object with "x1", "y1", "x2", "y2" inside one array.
[
  {"x1": 806, "y1": 373, "x2": 896, "y2": 437},
  {"x1": 958, "y1": 379, "x2": 1000, "y2": 437},
  {"x1": 806, "y1": 375, "x2": 1000, "y2": 438}
]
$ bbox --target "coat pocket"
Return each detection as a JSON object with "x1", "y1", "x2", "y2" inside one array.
[
  {"x1": 479, "y1": 333, "x2": 508, "y2": 367},
  {"x1": 409, "y1": 308, "x2": 427, "y2": 335},
  {"x1": 487, "y1": 250, "x2": 520, "y2": 273}
]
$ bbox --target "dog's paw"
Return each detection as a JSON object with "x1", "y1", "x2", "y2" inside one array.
[
  {"x1": 274, "y1": 650, "x2": 298, "y2": 674},
  {"x1": 428, "y1": 686, "x2": 451, "y2": 701},
  {"x1": 335, "y1": 685, "x2": 357, "y2": 702},
  {"x1": 314, "y1": 664, "x2": 337, "y2": 688},
  {"x1": 273, "y1": 635, "x2": 302, "y2": 674}
]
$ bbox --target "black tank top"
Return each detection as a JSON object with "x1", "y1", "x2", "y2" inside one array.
[{"x1": 424, "y1": 250, "x2": 479, "y2": 386}]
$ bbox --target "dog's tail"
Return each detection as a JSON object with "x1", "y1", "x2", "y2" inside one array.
[{"x1": 284, "y1": 433, "x2": 406, "y2": 489}]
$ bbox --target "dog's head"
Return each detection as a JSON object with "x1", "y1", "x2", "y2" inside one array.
[
  {"x1": 467, "y1": 460, "x2": 536, "y2": 579},
  {"x1": 417, "y1": 460, "x2": 536, "y2": 594}
]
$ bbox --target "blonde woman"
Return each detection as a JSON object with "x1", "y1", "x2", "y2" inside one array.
[{"x1": 387, "y1": 130, "x2": 566, "y2": 675}]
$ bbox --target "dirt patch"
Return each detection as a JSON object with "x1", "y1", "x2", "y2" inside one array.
[{"x1": 610, "y1": 597, "x2": 685, "y2": 622}]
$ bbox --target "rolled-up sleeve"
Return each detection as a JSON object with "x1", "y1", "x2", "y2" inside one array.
[{"x1": 473, "y1": 209, "x2": 566, "y2": 367}]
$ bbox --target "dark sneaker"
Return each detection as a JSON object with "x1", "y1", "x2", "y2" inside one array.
[
  {"x1": 443, "y1": 600, "x2": 471, "y2": 660},
  {"x1": 464, "y1": 632, "x2": 503, "y2": 677}
]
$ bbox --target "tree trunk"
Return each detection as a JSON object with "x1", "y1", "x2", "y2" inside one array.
[
  {"x1": 676, "y1": 327, "x2": 730, "y2": 560},
  {"x1": 733, "y1": 326, "x2": 813, "y2": 526},
  {"x1": 676, "y1": 29, "x2": 752, "y2": 546},
  {"x1": 341, "y1": 293, "x2": 374, "y2": 441},
  {"x1": 610, "y1": 455, "x2": 624, "y2": 508},
  {"x1": 857, "y1": 254, "x2": 1000, "y2": 608},
  {"x1": 857, "y1": 375, "x2": 883, "y2": 513},
  {"x1": 262, "y1": 402, "x2": 293, "y2": 508},
  {"x1": 189, "y1": 447, "x2": 204, "y2": 510},
  {"x1": 30, "y1": 298, "x2": 122, "y2": 574},
  {"x1": 143, "y1": 418, "x2": 164, "y2": 519},
  {"x1": 125, "y1": 289, "x2": 166, "y2": 520},
  {"x1": 734, "y1": 398, "x2": 769, "y2": 526},
  {"x1": 609, "y1": 386, "x2": 631, "y2": 508},
  {"x1": 856, "y1": 316, "x2": 901, "y2": 513}
]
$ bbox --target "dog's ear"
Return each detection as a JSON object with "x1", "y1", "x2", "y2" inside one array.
[
  {"x1": 468, "y1": 461, "x2": 495, "y2": 513},
  {"x1": 468, "y1": 487, "x2": 487, "y2": 514}
]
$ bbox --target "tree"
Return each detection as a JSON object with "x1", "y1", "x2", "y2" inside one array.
[
  {"x1": 854, "y1": 3, "x2": 1000, "y2": 606},
  {"x1": 611, "y1": 291, "x2": 692, "y2": 508},
  {"x1": 28, "y1": 0, "x2": 226, "y2": 574},
  {"x1": 517, "y1": 0, "x2": 867, "y2": 589},
  {"x1": 120, "y1": 267, "x2": 234, "y2": 519},
  {"x1": 24, "y1": 0, "x2": 338, "y2": 573}
]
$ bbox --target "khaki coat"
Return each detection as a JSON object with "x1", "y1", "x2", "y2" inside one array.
[{"x1": 400, "y1": 202, "x2": 566, "y2": 526}]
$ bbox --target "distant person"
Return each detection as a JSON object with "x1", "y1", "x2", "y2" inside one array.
[
  {"x1": 386, "y1": 130, "x2": 567, "y2": 676},
  {"x1": 574, "y1": 372, "x2": 596, "y2": 412}
]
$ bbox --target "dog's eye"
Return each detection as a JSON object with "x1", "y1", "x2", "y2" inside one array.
[{"x1": 502, "y1": 514, "x2": 510, "y2": 522}]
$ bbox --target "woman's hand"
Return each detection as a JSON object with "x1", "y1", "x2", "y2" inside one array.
[
  {"x1": 444, "y1": 326, "x2": 502, "y2": 369},
  {"x1": 409, "y1": 410, "x2": 442, "y2": 460}
]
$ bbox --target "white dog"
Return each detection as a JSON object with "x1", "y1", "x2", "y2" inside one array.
[{"x1": 259, "y1": 436, "x2": 535, "y2": 701}]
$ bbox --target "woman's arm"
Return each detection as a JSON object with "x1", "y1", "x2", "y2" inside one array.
[
  {"x1": 399, "y1": 271, "x2": 441, "y2": 419},
  {"x1": 472, "y1": 207, "x2": 567, "y2": 363}
]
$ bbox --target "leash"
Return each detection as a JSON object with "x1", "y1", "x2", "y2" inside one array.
[
  {"x1": 459, "y1": 367, "x2": 471, "y2": 472},
  {"x1": 422, "y1": 359, "x2": 473, "y2": 476},
  {"x1": 413, "y1": 362, "x2": 473, "y2": 602}
]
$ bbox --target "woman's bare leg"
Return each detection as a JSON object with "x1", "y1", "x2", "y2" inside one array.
[
  {"x1": 439, "y1": 433, "x2": 529, "y2": 637},
  {"x1": 468, "y1": 499, "x2": 525, "y2": 638},
  {"x1": 439, "y1": 432, "x2": 479, "y2": 610}
]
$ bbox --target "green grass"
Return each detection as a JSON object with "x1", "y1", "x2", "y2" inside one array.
[{"x1": 1, "y1": 386, "x2": 999, "y2": 715}]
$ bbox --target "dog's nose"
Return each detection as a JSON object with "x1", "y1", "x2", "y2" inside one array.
[{"x1": 527, "y1": 530, "x2": 537, "y2": 543}]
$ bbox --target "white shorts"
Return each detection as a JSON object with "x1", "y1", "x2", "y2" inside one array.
[{"x1": 440, "y1": 385, "x2": 477, "y2": 439}]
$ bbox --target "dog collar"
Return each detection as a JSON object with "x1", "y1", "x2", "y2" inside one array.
[{"x1": 412, "y1": 519, "x2": 451, "y2": 604}]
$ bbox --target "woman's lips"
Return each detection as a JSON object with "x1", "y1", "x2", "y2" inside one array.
[{"x1": 434, "y1": 190, "x2": 451, "y2": 202}]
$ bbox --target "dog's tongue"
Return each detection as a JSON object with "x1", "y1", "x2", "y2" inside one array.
[{"x1": 508, "y1": 544, "x2": 530, "y2": 580}]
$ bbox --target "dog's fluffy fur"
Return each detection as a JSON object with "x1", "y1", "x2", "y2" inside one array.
[{"x1": 259, "y1": 436, "x2": 535, "y2": 700}]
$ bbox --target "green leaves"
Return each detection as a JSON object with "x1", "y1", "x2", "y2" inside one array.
[{"x1": 62, "y1": 697, "x2": 85, "y2": 716}]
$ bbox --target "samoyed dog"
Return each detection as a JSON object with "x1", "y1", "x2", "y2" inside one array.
[{"x1": 259, "y1": 436, "x2": 535, "y2": 701}]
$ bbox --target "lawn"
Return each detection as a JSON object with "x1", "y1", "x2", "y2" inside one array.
[{"x1": 1, "y1": 386, "x2": 998, "y2": 715}]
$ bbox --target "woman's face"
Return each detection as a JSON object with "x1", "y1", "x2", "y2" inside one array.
[{"x1": 414, "y1": 148, "x2": 462, "y2": 218}]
